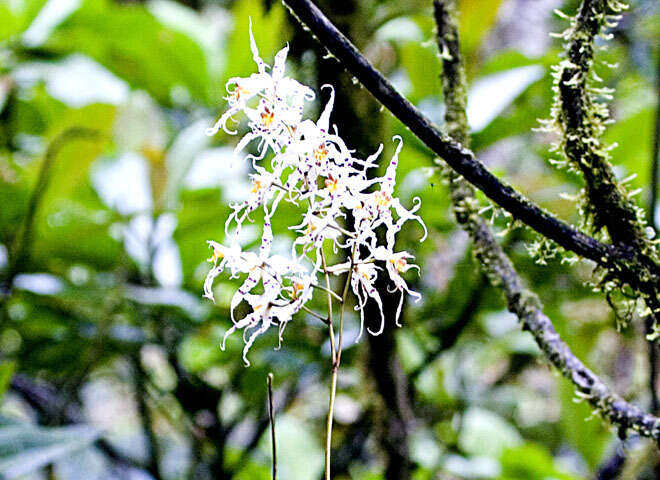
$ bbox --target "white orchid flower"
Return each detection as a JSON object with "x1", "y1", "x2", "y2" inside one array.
[
  {"x1": 205, "y1": 25, "x2": 427, "y2": 364},
  {"x1": 373, "y1": 246, "x2": 421, "y2": 325}
]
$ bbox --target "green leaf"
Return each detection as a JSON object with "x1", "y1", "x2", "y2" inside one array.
[
  {"x1": 0, "y1": 424, "x2": 100, "y2": 479},
  {"x1": 0, "y1": 363, "x2": 15, "y2": 403},
  {"x1": 605, "y1": 107, "x2": 654, "y2": 192},
  {"x1": 399, "y1": 42, "x2": 442, "y2": 101},
  {"x1": 499, "y1": 444, "x2": 579, "y2": 480},
  {"x1": 458, "y1": 408, "x2": 522, "y2": 458},
  {"x1": 458, "y1": 0, "x2": 504, "y2": 60},
  {"x1": 49, "y1": 0, "x2": 211, "y2": 105},
  {"x1": 223, "y1": 0, "x2": 287, "y2": 86},
  {"x1": 557, "y1": 381, "x2": 611, "y2": 469}
]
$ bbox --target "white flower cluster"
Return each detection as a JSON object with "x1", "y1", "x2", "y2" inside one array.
[{"x1": 204, "y1": 23, "x2": 426, "y2": 364}]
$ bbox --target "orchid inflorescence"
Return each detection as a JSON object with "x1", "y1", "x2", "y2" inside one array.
[{"x1": 203, "y1": 22, "x2": 427, "y2": 365}]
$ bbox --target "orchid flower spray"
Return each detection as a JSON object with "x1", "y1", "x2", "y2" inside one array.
[{"x1": 204, "y1": 22, "x2": 427, "y2": 365}]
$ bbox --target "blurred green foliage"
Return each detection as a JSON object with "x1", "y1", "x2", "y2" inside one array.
[{"x1": 0, "y1": 0, "x2": 658, "y2": 478}]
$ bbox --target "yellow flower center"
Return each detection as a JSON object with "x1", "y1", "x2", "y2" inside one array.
[
  {"x1": 374, "y1": 191, "x2": 391, "y2": 208},
  {"x1": 261, "y1": 107, "x2": 275, "y2": 127},
  {"x1": 251, "y1": 179, "x2": 264, "y2": 193},
  {"x1": 313, "y1": 144, "x2": 328, "y2": 163},
  {"x1": 292, "y1": 282, "x2": 304, "y2": 298},
  {"x1": 325, "y1": 177, "x2": 339, "y2": 193},
  {"x1": 232, "y1": 84, "x2": 249, "y2": 100},
  {"x1": 209, "y1": 247, "x2": 224, "y2": 263},
  {"x1": 391, "y1": 257, "x2": 407, "y2": 273},
  {"x1": 305, "y1": 222, "x2": 317, "y2": 235}
]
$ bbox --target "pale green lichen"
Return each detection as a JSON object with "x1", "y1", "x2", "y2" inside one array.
[{"x1": 541, "y1": 0, "x2": 660, "y2": 328}]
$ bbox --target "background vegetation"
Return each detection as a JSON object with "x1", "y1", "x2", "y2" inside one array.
[{"x1": 0, "y1": 0, "x2": 659, "y2": 478}]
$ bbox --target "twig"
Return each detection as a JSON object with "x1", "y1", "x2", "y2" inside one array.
[
  {"x1": 302, "y1": 304, "x2": 330, "y2": 324},
  {"x1": 267, "y1": 373, "x2": 277, "y2": 480},
  {"x1": 311, "y1": 279, "x2": 343, "y2": 302}
]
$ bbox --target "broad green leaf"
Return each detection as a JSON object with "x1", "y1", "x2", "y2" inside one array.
[
  {"x1": 0, "y1": 363, "x2": 15, "y2": 403},
  {"x1": 499, "y1": 444, "x2": 579, "y2": 480},
  {"x1": 0, "y1": 424, "x2": 100, "y2": 479},
  {"x1": 174, "y1": 188, "x2": 231, "y2": 285},
  {"x1": 399, "y1": 41, "x2": 443, "y2": 101},
  {"x1": 223, "y1": 0, "x2": 287, "y2": 86},
  {"x1": 606, "y1": 107, "x2": 654, "y2": 192},
  {"x1": 21, "y1": 0, "x2": 82, "y2": 48},
  {"x1": 467, "y1": 65, "x2": 544, "y2": 133},
  {"x1": 49, "y1": 0, "x2": 211, "y2": 105},
  {"x1": 458, "y1": 0, "x2": 504, "y2": 60},
  {"x1": 458, "y1": 408, "x2": 522, "y2": 458},
  {"x1": 558, "y1": 381, "x2": 611, "y2": 469},
  {"x1": 0, "y1": 0, "x2": 50, "y2": 41}
]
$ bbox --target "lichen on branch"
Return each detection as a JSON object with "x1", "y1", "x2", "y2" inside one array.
[
  {"x1": 542, "y1": 0, "x2": 660, "y2": 330},
  {"x1": 433, "y1": 0, "x2": 660, "y2": 445}
]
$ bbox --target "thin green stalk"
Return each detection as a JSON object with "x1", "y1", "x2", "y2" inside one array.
[
  {"x1": 324, "y1": 245, "x2": 355, "y2": 480},
  {"x1": 302, "y1": 304, "x2": 330, "y2": 324},
  {"x1": 320, "y1": 248, "x2": 336, "y2": 480},
  {"x1": 267, "y1": 373, "x2": 277, "y2": 480}
]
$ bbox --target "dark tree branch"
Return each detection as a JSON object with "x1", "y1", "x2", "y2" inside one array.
[
  {"x1": 280, "y1": 0, "x2": 660, "y2": 291},
  {"x1": 132, "y1": 352, "x2": 163, "y2": 480},
  {"x1": 432, "y1": 0, "x2": 660, "y2": 445}
]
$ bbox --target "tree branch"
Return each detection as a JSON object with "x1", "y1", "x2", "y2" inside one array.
[
  {"x1": 549, "y1": 0, "x2": 660, "y2": 330},
  {"x1": 433, "y1": 0, "x2": 660, "y2": 445},
  {"x1": 280, "y1": 0, "x2": 656, "y2": 284}
]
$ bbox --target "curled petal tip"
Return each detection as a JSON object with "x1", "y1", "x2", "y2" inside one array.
[
  {"x1": 366, "y1": 326, "x2": 384, "y2": 336},
  {"x1": 242, "y1": 349, "x2": 252, "y2": 367}
]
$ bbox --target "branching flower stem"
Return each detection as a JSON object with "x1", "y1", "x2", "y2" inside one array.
[
  {"x1": 301, "y1": 304, "x2": 330, "y2": 324},
  {"x1": 433, "y1": 0, "x2": 660, "y2": 445},
  {"x1": 281, "y1": 0, "x2": 660, "y2": 301}
]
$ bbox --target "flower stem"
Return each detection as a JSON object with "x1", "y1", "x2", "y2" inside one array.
[
  {"x1": 301, "y1": 305, "x2": 330, "y2": 324},
  {"x1": 323, "y1": 246, "x2": 355, "y2": 480},
  {"x1": 267, "y1": 373, "x2": 277, "y2": 480}
]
